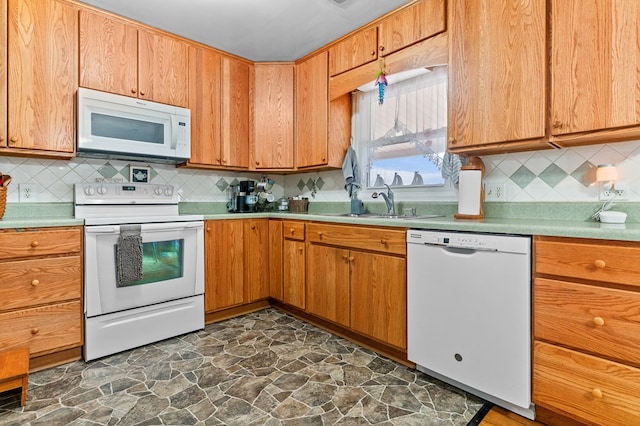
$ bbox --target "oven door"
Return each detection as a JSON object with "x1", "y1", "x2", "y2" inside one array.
[{"x1": 84, "y1": 221, "x2": 204, "y2": 317}]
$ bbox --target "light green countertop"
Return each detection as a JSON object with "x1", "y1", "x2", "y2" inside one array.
[{"x1": 3, "y1": 201, "x2": 640, "y2": 242}]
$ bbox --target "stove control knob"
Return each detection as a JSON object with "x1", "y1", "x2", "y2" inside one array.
[
  {"x1": 164, "y1": 187, "x2": 173, "y2": 196},
  {"x1": 97, "y1": 185, "x2": 108, "y2": 195},
  {"x1": 84, "y1": 186, "x2": 95, "y2": 196},
  {"x1": 154, "y1": 186, "x2": 164, "y2": 196}
]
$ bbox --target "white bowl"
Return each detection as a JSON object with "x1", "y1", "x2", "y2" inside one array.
[{"x1": 599, "y1": 210, "x2": 627, "y2": 224}]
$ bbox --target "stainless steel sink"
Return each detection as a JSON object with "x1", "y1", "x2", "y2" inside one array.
[{"x1": 318, "y1": 213, "x2": 444, "y2": 220}]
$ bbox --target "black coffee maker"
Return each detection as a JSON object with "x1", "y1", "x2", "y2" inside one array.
[{"x1": 237, "y1": 180, "x2": 255, "y2": 212}]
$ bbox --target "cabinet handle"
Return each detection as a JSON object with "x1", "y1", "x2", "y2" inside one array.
[
  {"x1": 298, "y1": 247, "x2": 303, "y2": 253},
  {"x1": 593, "y1": 316, "x2": 605, "y2": 326},
  {"x1": 139, "y1": 90, "x2": 145, "y2": 96},
  {"x1": 592, "y1": 388, "x2": 603, "y2": 398},
  {"x1": 9, "y1": 136, "x2": 18, "y2": 143},
  {"x1": 380, "y1": 238, "x2": 388, "y2": 245},
  {"x1": 370, "y1": 50, "x2": 376, "y2": 56},
  {"x1": 379, "y1": 46, "x2": 385, "y2": 52},
  {"x1": 594, "y1": 259, "x2": 606, "y2": 269},
  {"x1": 348, "y1": 256, "x2": 355, "y2": 262},
  {"x1": 317, "y1": 231, "x2": 323, "y2": 238},
  {"x1": 31, "y1": 241, "x2": 39, "y2": 248},
  {"x1": 31, "y1": 328, "x2": 39, "y2": 335},
  {"x1": 206, "y1": 227, "x2": 211, "y2": 232},
  {"x1": 131, "y1": 88, "x2": 137, "y2": 94},
  {"x1": 255, "y1": 161, "x2": 261, "y2": 166},
  {"x1": 552, "y1": 120, "x2": 562, "y2": 128},
  {"x1": 31, "y1": 279, "x2": 39, "y2": 286},
  {"x1": 290, "y1": 229, "x2": 295, "y2": 235},
  {"x1": 342, "y1": 254, "x2": 348, "y2": 260},
  {"x1": 448, "y1": 137, "x2": 457, "y2": 145},
  {"x1": 251, "y1": 225, "x2": 256, "y2": 230}
]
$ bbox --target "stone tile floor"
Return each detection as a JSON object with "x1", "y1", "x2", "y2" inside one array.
[{"x1": 0, "y1": 309, "x2": 485, "y2": 425}]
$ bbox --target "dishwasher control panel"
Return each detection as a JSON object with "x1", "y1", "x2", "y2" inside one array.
[{"x1": 407, "y1": 230, "x2": 530, "y2": 253}]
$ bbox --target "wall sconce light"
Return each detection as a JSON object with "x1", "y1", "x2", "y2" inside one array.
[{"x1": 596, "y1": 164, "x2": 618, "y2": 191}]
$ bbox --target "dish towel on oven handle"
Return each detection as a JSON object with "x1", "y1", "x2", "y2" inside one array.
[{"x1": 117, "y1": 224, "x2": 144, "y2": 286}]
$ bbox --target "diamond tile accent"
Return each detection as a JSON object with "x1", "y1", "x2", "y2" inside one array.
[
  {"x1": 297, "y1": 179, "x2": 306, "y2": 191},
  {"x1": 229, "y1": 178, "x2": 240, "y2": 186},
  {"x1": 510, "y1": 165, "x2": 536, "y2": 189},
  {"x1": 316, "y1": 176, "x2": 325, "y2": 190},
  {"x1": 306, "y1": 178, "x2": 315, "y2": 189},
  {"x1": 149, "y1": 166, "x2": 158, "y2": 181},
  {"x1": 98, "y1": 162, "x2": 118, "y2": 179},
  {"x1": 215, "y1": 178, "x2": 229, "y2": 192},
  {"x1": 570, "y1": 161, "x2": 596, "y2": 187},
  {"x1": 538, "y1": 163, "x2": 568, "y2": 188}
]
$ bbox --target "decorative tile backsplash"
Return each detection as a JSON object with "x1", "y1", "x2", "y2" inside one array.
[{"x1": 2, "y1": 139, "x2": 640, "y2": 205}]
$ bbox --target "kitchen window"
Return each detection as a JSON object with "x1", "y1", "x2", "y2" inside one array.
[{"x1": 352, "y1": 66, "x2": 448, "y2": 189}]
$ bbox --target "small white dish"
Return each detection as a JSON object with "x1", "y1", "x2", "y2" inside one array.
[{"x1": 599, "y1": 210, "x2": 627, "y2": 224}]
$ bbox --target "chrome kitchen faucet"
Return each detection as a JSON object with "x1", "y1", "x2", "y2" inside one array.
[{"x1": 372, "y1": 184, "x2": 395, "y2": 215}]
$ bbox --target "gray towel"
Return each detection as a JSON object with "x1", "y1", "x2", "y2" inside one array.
[
  {"x1": 342, "y1": 146, "x2": 361, "y2": 199},
  {"x1": 116, "y1": 225, "x2": 143, "y2": 286},
  {"x1": 441, "y1": 152, "x2": 462, "y2": 185}
]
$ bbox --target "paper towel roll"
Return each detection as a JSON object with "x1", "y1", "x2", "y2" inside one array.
[{"x1": 458, "y1": 169, "x2": 482, "y2": 215}]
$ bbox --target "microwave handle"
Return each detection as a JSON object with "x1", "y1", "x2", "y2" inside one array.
[{"x1": 170, "y1": 114, "x2": 179, "y2": 150}]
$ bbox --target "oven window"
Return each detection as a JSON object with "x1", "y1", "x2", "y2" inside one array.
[
  {"x1": 116, "y1": 239, "x2": 184, "y2": 286},
  {"x1": 92, "y1": 113, "x2": 164, "y2": 144}
]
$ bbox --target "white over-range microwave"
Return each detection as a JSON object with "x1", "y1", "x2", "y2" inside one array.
[{"x1": 77, "y1": 88, "x2": 191, "y2": 163}]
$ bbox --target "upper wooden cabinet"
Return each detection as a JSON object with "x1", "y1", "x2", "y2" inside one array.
[
  {"x1": 221, "y1": 56, "x2": 250, "y2": 169},
  {"x1": 186, "y1": 47, "x2": 249, "y2": 169},
  {"x1": 448, "y1": 0, "x2": 547, "y2": 154},
  {"x1": 252, "y1": 63, "x2": 295, "y2": 169},
  {"x1": 377, "y1": 0, "x2": 446, "y2": 56},
  {"x1": 79, "y1": 9, "x2": 189, "y2": 108},
  {"x1": 3, "y1": 0, "x2": 76, "y2": 157},
  {"x1": 329, "y1": 27, "x2": 378, "y2": 77},
  {"x1": 550, "y1": 1, "x2": 640, "y2": 146},
  {"x1": 296, "y1": 52, "x2": 329, "y2": 168}
]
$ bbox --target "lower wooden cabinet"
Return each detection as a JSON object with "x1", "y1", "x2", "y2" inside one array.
[
  {"x1": 268, "y1": 220, "x2": 284, "y2": 301},
  {"x1": 306, "y1": 222, "x2": 407, "y2": 349},
  {"x1": 0, "y1": 226, "x2": 83, "y2": 365},
  {"x1": 533, "y1": 236, "x2": 640, "y2": 426},
  {"x1": 282, "y1": 221, "x2": 306, "y2": 309},
  {"x1": 246, "y1": 219, "x2": 270, "y2": 302}
]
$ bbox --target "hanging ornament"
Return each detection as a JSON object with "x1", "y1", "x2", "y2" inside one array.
[{"x1": 374, "y1": 57, "x2": 387, "y2": 105}]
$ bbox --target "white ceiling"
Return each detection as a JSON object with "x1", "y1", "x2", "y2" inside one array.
[{"x1": 79, "y1": 0, "x2": 412, "y2": 62}]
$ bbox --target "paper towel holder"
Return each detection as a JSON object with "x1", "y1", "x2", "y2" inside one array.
[{"x1": 454, "y1": 157, "x2": 485, "y2": 220}]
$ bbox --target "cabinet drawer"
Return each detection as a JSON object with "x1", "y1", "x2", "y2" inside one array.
[
  {"x1": 535, "y1": 237, "x2": 640, "y2": 288},
  {"x1": 534, "y1": 278, "x2": 640, "y2": 366},
  {"x1": 283, "y1": 221, "x2": 305, "y2": 241},
  {"x1": 0, "y1": 256, "x2": 82, "y2": 311},
  {"x1": 307, "y1": 223, "x2": 406, "y2": 255},
  {"x1": 0, "y1": 227, "x2": 81, "y2": 260},
  {"x1": 533, "y1": 341, "x2": 640, "y2": 426},
  {"x1": 0, "y1": 301, "x2": 82, "y2": 356}
]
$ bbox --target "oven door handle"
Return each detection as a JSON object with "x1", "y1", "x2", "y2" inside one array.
[
  {"x1": 142, "y1": 222, "x2": 204, "y2": 232},
  {"x1": 85, "y1": 226, "x2": 120, "y2": 234}
]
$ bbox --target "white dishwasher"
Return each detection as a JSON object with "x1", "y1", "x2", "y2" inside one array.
[{"x1": 407, "y1": 230, "x2": 534, "y2": 420}]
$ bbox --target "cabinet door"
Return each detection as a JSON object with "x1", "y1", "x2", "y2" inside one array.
[
  {"x1": 306, "y1": 244, "x2": 350, "y2": 327},
  {"x1": 378, "y1": 0, "x2": 446, "y2": 56},
  {"x1": 138, "y1": 30, "x2": 189, "y2": 107},
  {"x1": 350, "y1": 251, "x2": 406, "y2": 349},
  {"x1": 283, "y1": 239, "x2": 305, "y2": 309},
  {"x1": 268, "y1": 220, "x2": 283, "y2": 301},
  {"x1": 188, "y1": 45, "x2": 222, "y2": 166},
  {"x1": 253, "y1": 64, "x2": 294, "y2": 169},
  {"x1": 296, "y1": 51, "x2": 328, "y2": 168},
  {"x1": 329, "y1": 27, "x2": 377, "y2": 76},
  {"x1": 245, "y1": 219, "x2": 269, "y2": 302},
  {"x1": 7, "y1": 0, "x2": 76, "y2": 153},
  {"x1": 204, "y1": 220, "x2": 245, "y2": 312},
  {"x1": 221, "y1": 56, "x2": 250, "y2": 168},
  {"x1": 448, "y1": 0, "x2": 545, "y2": 149},
  {"x1": 79, "y1": 10, "x2": 137, "y2": 97},
  {"x1": 0, "y1": 0, "x2": 6, "y2": 148},
  {"x1": 551, "y1": 1, "x2": 640, "y2": 136}
]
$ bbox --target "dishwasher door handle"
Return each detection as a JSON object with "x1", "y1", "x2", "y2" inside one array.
[{"x1": 420, "y1": 243, "x2": 498, "y2": 254}]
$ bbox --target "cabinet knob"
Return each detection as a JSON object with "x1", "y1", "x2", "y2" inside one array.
[
  {"x1": 448, "y1": 137, "x2": 457, "y2": 145},
  {"x1": 0, "y1": 135, "x2": 5, "y2": 142},
  {"x1": 206, "y1": 227, "x2": 211, "y2": 232},
  {"x1": 251, "y1": 225, "x2": 256, "y2": 230},
  {"x1": 594, "y1": 259, "x2": 606, "y2": 269},
  {"x1": 552, "y1": 120, "x2": 562, "y2": 128},
  {"x1": 31, "y1": 279, "x2": 39, "y2": 286},
  {"x1": 255, "y1": 161, "x2": 261, "y2": 166},
  {"x1": 131, "y1": 88, "x2": 137, "y2": 94},
  {"x1": 31, "y1": 328, "x2": 39, "y2": 335},
  {"x1": 290, "y1": 228, "x2": 295, "y2": 235},
  {"x1": 298, "y1": 247, "x2": 303, "y2": 253},
  {"x1": 342, "y1": 254, "x2": 348, "y2": 260},
  {"x1": 139, "y1": 90, "x2": 145, "y2": 96},
  {"x1": 592, "y1": 388, "x2": 603, "y2": 398},
  {"x1": 593, "y1": 316, "x2": 605, "y2": 326},
  {"x1": 31, "y1": 241, "x2": 39, "y2": 248},
  {"x1": 380, "y1": 238, "x2": 388, "y2": 245},
  {"x1": 370, "y1": 50, "x2": 376, "y2": 56},
  {"x1": 318, "y1": 231, "x2": 323, "y2": 238},
  {"x1": 348, "y1": 256, "x2": 355, "y2": 262},
  {"x1": 379, "y1": 46, "x2": 385, "y2": 52},
  {"x1": 9, "y1": 136, "x2": 18, "y2": 143}
]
